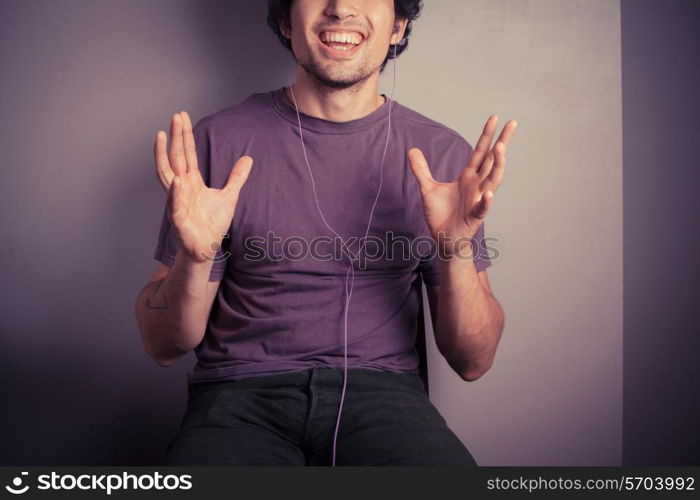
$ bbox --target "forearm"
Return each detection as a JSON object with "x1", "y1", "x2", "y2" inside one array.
[
  {"x1": 135, "y1": 249, "x2": 214, "y2": 366},
  {"x1": 434, "y1": 253, "x2": 504, "y2": 381}
]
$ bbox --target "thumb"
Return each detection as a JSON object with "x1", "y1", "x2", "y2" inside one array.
[
  {"x1": 471, "y1": 190, "x2": 493, "y2": 221},
  {"x1": 407, "y1": 148, "x2": 435, "y2": 194},
  {"x1": 224, "y1": 155, "x2": 253, "y2": 196}
]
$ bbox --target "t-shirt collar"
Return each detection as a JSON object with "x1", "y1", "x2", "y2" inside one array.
[{"x1": 271, "y1": 86, "x2": 396, "y2": 134}]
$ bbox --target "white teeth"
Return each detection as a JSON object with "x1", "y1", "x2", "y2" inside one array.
[{"x1": 320, "y1": 32, "x2": 362, "y2": 45}]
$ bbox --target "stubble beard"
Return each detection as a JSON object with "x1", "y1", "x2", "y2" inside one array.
[{"x1": 299, "y1": 51, "x2": 377, "y2": 91}]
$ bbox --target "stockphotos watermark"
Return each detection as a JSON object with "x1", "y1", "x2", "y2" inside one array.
[
  {"x1": 3, "y1": 470, "x2": 192, "y2": 495},
  {"x1": 199, "y1": 231, "x2": 501, "y2": 269}
]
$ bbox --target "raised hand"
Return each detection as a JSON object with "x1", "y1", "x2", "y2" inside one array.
[
  {"x1": 407, "y1": 115, "x2": 517, "y2": 258},
  {"x1": 154, "y1": 111, "x2": 253, "y2": 264}
]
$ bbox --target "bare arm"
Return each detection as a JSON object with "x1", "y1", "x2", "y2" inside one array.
[
  {"x1": 135, "y1": 110, "x2": 252, "y2": 367},
  {"x1": 426, "y1": 268, "x2": 504, "y2": 381},
  {"x1": 408, "y1": 113, "x2": 516, "y2": 381},
  {"x1": 135, "y1": 256, "x2": 220, "y2": 367}
]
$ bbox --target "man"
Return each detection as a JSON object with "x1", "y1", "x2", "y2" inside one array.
[{"x1": 135, "y1": 0, "x2": 516, "y2": 466}]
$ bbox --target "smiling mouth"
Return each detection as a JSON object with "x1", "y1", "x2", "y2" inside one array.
[{"x1": 318, "y1": 31, "x2": 365, "y2": 54}]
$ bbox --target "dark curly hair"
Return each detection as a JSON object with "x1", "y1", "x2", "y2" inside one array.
[{"x1": 266, "y1": 0, "x2": 423, "y2": 73}]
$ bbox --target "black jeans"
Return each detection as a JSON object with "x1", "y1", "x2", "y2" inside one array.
[{"x1": 164, "y1": 366, "x2": 478, "y2": 466}]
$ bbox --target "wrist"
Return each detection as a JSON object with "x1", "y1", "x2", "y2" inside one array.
[
  {"x1": 174, "y1": 248, "x2": 215, "y2": 273},
  {"x1": 436, "y1": 232, "x2": 476, "y2": 262}
]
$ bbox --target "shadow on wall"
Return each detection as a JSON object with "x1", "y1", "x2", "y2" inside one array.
[
  {"x1": 194, "y1": 0, "x2": 295, "y2": 93},
  {"x1": 108, "y1": 0, "x2": 296, "y2": 466},
  {"x1": 0, "y1": 0, "x2": 292, "y2": 466}
]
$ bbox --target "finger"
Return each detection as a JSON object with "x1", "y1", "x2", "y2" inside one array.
[
  {"x1": 407, "y1": 148, "x2": 436, "y2": 193},
  {"x1": 472, "y1": 190, "x2": 493, "y2": 221},
  {"x1": 166, "y1": 176, "x2": 185, "y2": 226},
  {"x1": 483, "y1": 142, "x2": 506, "y2": 190},
  {"x1": 224, "y1": 155, "x2": 254, "y2": 196},
  {"x1": 168, "y1": 113, "x2": 187, "y2": 176},
  {"x1": 478, "y1": 150, "x2": 495, "y2": 180},
  {"x1": 154, "y1": 130, "x2": 174, "y2": 192},
  {"x1": 487, "y1": 120, "x2": 517, "y2": 185},
  {"x1": 180, "y1": 111, "x2": 199, "y2": 177},
  {"x1": 493, "y1": 119, "x2": 518, "y2": 151},
  {"x1": 466, "y1": 115, "x2": 499, "y2": 171}
]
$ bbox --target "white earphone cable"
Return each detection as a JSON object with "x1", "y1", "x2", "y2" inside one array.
[{"x1": 286, "y1": 41, "x2": 398, "y2": 467}]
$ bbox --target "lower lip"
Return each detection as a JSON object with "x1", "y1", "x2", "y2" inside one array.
[{"x1": 318, "y1": 37, "x2": 364, "y2": 58}]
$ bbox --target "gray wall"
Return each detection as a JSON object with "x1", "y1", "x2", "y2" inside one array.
[
  {"x1": 411, "y1": 0, "x2": 623, "y2": 466},
  {"x1": 2, "y1": 0, "x2": 696, "y2": 467}
]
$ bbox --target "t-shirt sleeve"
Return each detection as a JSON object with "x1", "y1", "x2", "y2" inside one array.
[
  {"x1": 418, "y1": 134, "x2": 493, "y2": 287},
  {"x1": 152, "y1": 117, "x2": 228, "y2": 282}
]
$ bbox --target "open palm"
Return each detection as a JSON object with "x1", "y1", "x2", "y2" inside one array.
[
  {"x1": 154, "y1": 111, "x2": 253, "y2": 264},
  {"x1": 408, "y1": 115, "x2": 517, "y2": 258}
]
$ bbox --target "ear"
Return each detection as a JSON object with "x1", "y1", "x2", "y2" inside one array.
[
  {"x1": 279, "y1": 18, "x2": 291, "y2": 39},
  {"x1": 391, "y1": 17, "x2": 409, "y2": 45}
]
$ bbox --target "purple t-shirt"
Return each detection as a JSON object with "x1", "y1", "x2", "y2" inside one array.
[{"x1": 154, "y1": 87, "x2": 491, "y2": 384}]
